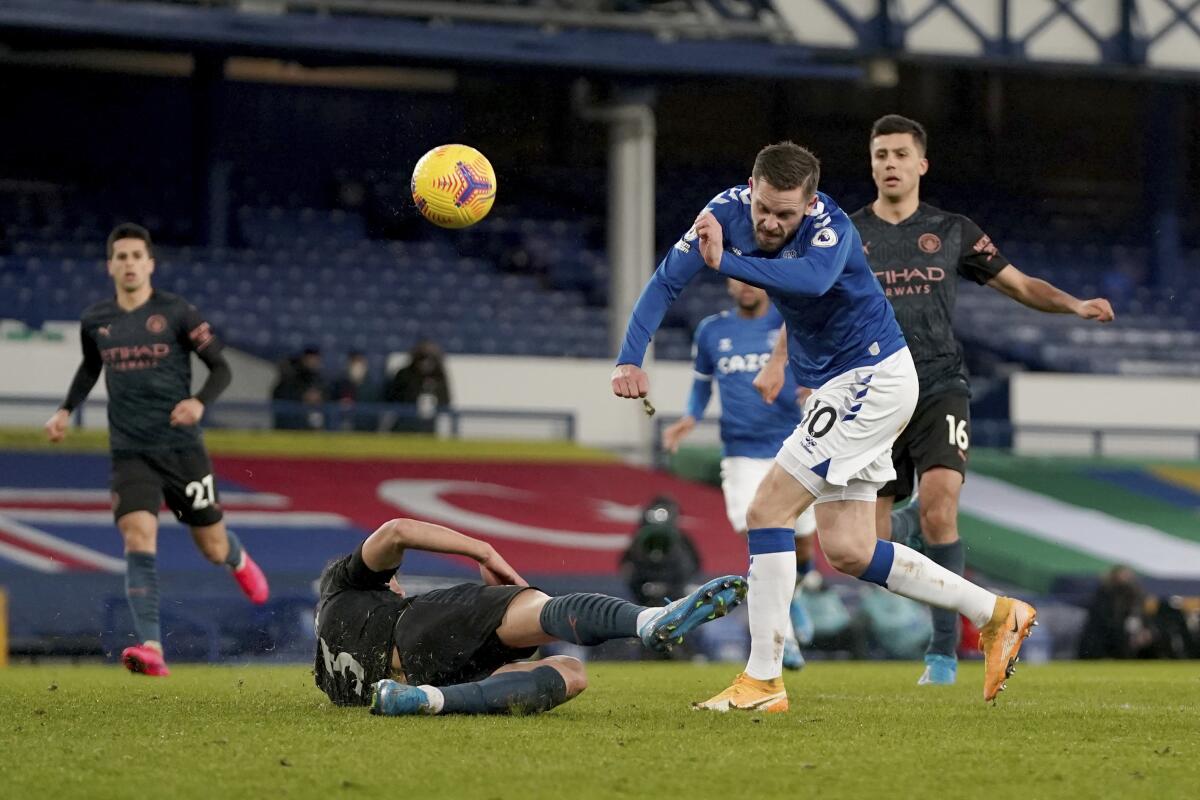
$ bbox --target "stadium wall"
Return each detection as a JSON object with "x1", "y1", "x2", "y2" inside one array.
[
  {"x1": 1011, "y1": 373, "x2": 1200, "y2": 458},
  {"x1": 0, "y1": 327, "x2": 276, "y2": 426},
  {"x1": 0, "y1": 332, "x2": 710, "y2": 448}
]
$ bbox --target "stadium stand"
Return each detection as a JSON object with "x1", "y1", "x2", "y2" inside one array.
[{"x1": 3, "y1": 177, "x2": 1198, "y2": 374}]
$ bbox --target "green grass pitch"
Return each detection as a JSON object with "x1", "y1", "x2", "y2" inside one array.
[{"x1": 1, "y1": 661, "x2": 1196, "y2": 799}]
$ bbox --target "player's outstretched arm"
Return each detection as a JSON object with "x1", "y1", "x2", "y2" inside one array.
[
  {"x1": 613, "y1": 208, "x2": 714, "y2": 395},
  {"x1": 48, "y1": 327, "x2": 104, "y2": 442},
  {"x1": 694, "y1": 212, "x2": 851, "y2": 297},
  {"x1": 361, "y1": 518, "x2": 527, "y2": 587},
  {"x1": 753, "y1": 323, "x2": 789, "y2": 403},
  {"x1": 987, "y1": 265, "x2": 1115, "y2": 322}
]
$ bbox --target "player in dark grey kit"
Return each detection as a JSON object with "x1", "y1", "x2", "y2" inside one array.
[
  {"x1": 315, "y1": 517, "x2": 746, "y2": 715},
  {"x1": 44, "y1": 223, "x2": 270, "y2": 677},
  {"x1": 850, "y1": 115, "x2": 1114, "y2": 684}
]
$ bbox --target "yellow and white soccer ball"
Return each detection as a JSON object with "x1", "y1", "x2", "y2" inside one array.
[{"x1": 410, "y1": 144, "x2": 497, "y2": 229}]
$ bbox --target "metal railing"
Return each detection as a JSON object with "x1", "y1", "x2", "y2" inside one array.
[
  {"x1": 94, "y1": 0, "x2": 786, "y2": 41},
  {"x1": 648, "y1": 414, "x2": 1200, "y2": 462},
  {"x1": 0, "y1": 396, "x2": 576, "y2": 441}
]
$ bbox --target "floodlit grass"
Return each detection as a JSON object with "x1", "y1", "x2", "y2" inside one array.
[{"x1": 1, "y1": 661, "x2": 1196, "y2": 799}]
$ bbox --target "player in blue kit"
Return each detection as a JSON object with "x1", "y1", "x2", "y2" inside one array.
[
  {"x1": 661, "y1": 278, "x2": 816, "y2": 669},
  {"x1": 612, "y1": 142, "x2": 1037, "y2": 708}
]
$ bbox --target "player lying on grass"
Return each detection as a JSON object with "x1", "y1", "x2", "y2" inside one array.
[{"x1": 315, "y1": 517, "x2": 747, "y2": 716}]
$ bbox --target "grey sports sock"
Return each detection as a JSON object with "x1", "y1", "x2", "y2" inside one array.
[
  {"x1": 538, "y1": 593, "x2": 646, "y2": 646},
  {"x1": 438, "y1": 666, "x2": 569, "y2": 715},
  {"x1": 125, "y1": 551, "x2": 161, "y2": 644},
  {"x1": 889, "y1": 498, "x2": 923, "y2": 548},
  {"x1": 925, "y1": 539, "x2": 966, "y2": 657},
  {"x1": 223, "y1": 530, "x2": 244, "y2": 569}
]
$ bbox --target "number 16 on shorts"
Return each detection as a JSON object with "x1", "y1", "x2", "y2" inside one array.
[{"x1": 945, "y1": 414, "x2": 969, "y2": 450}]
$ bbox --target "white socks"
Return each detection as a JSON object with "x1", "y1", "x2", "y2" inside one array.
[
  {"x1": 879, "y1": 541, "x2": 997, "y2": 629},
  {"x1": 744, "y1": 550, "x2": 797, "y2": 680},
  {"x1": 418, "y1": 685, "x2": 445, "y2": 714}
]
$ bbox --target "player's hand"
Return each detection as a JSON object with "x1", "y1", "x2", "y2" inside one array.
[
  {"x1": 44, "y1": 409, "x2": 71, "y2": 443},
  {"x1": 693, "y1": 212, "x2": 724, "y2": 270},
  {"x1": 752, "y1": 360, "x2": 786, "y2": 403},
  {"x1": 170, "y1": 398, "x2": 205, "y2": 427},
  {"x1": 661, "y1": 416, "x2": 696, "y2": 453},
  {"x1": 1075, "y1": 297, "x2": 1114, "y2": 323},
  {"x1": 611, "y1": 364, "x2": 650, "y2": 399},
  {"x1": 479, "y1": 547, "x2": 528, "y2": 587}
]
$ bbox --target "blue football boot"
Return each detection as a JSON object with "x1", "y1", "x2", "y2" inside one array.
[
  {"x1": 782, "y1": 635, "x2": 806, "y2": 671},
  {"x1": 370, "y1": 680, "x2": 435, "y2": 716},
  {"x1": 638, "y1": 575, "x2": 748, "y2": 652},
  {"x1": 917, "y1": 653, "x2": 958, "y2": 685},
  {"x1": 790, "y1": 589, "x2": 815, "y2": 646}
]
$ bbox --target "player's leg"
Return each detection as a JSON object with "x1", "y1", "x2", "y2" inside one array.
[
  {"x1": 815, "y1": 492, "x2": 1034, "y2": 700},
  {"x1": 815, "y1": 494, "x2": 991, "y2": 621},
  {"x1": 878, "y1": 438, "x2": 917, "y2": 545},
  {"x1": 189, "y1": 521, "x2": 269, "y2": 604},
  {"x1": 372, "y1": 655, "x2": 585, "y2": 717},
  {"x1": 117, "y1": 511, "x2": 166, "y2": 665},
  {"x1": 161, "y1": 448, "x2": 269, "y2": 604},
  {"x1": 111, "y1": 454, "x2": 171, "y2": 676},
  {"x1": 695, "y1": 463, "x2": 814, "y2": 712},
  {"x1": 907, "y1": 392, "x2": 972, "y2": 682},
  {"x1": 723, "y1": 457, "x2": 806, "y2": 668},
  {"x1": 913, "y1": 466, "x2": 965, "y2": 683},
  {"x1": 498, "y1": 580, "x2": 746, "y2": 653},
  {"x1": 790, "y1": 511, "x2": 817, "y2": 648}
]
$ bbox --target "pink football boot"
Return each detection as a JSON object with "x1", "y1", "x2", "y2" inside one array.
[
  {"x1": 121, "y1": 644, "x2": 170, "y2": 677},
  {"x1": 233, "y1": 553, "x2": 269, "y2": 605}
]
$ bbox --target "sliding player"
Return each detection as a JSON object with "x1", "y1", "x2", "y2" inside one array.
[{"x1": 313, "y1": 517, "x2": 746, "y2": 715}]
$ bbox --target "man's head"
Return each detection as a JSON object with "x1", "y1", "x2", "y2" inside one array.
[
  {"x1": 410, "y1": 340, "x2": 444, "y2": 375},
  {"x1": 726, "y1": 278, "x2": 767, "y2": 315},
  {"x1": 346, "y1": 350, "x2": 369, "y2": 383},
  {"x1": 749, "y1": 141, "x2": 821, "y2": 252},
  {"x1": 300, "y1": 345, "x2": 322, "y2": 372},
  {"x1": 869, "y1": 114, "x2": 929, "y2": 202},
  {"x1": 106, "y1": 223, "x2": 155, "y2": 294}
]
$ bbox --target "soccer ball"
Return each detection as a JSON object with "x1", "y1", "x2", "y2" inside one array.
[{"x1": 410, "y1": 144, "x2": 497, "y2": 229}]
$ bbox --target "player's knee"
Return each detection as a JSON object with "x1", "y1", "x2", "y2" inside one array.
[
  {"x1": 545, "y1": 656, "x2": 587, "y2": 697},
  {"x1": 823, "y1": 541, "x2": 871, "y2": 577},
  {"x1": 919, "y1": 498, "x2": 958, "y2": 540},
  {"x1": 745, "y1": 499, "x2": 786, "y2": 531},
  {"x1": 117, "y1": 515, "x2": 156, "y2": 551}
]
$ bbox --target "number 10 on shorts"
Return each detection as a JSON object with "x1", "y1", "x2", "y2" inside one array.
[{"x1": 945, "y1": 415, "x2": 969, "y2": 450}]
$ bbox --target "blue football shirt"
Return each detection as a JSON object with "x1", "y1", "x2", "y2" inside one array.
[
  {"x1": 617, "y1": 186, "x2": 906, "y2": 389},
  {"x1": 688, "y1": 306, "x2": 802, "y2": 458}
]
